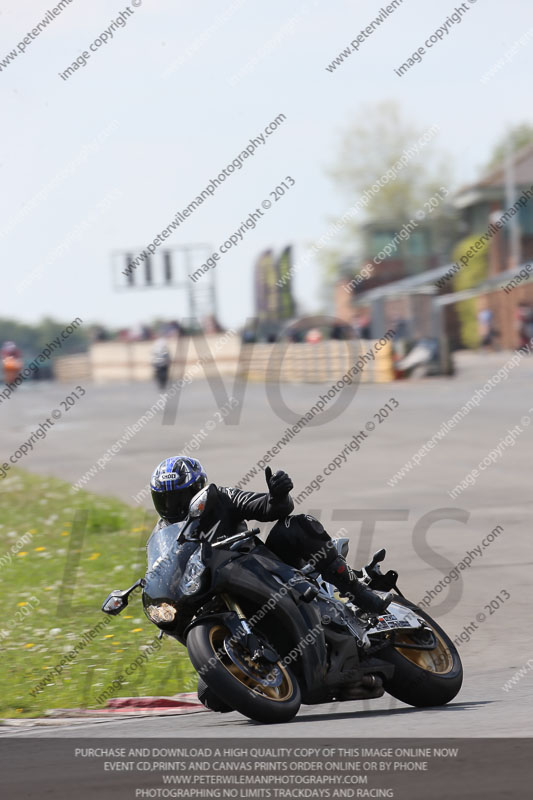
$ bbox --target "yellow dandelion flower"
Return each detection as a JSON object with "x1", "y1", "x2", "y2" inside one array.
[
  {"x1": 35, "y1": 547, "x2": 46, "y2": 552},
  {"x1": 131, "y1": 628, "x2": 143, "y2": 633},
  {"x1": 24, "y1": 643, "x2": 35, "y2": 649},
  {"x1": 17, "y1": 552, "x2": 28, "y2": 557},
  {"x1": 88, "y1": 553, "x2": 100, "y2": 560},
  {"x1": 104, "y1": 634, "x2": 114, "y2": 639},
  {"x1": 17, "y1": 602, "x2": 27, "y2": 607}
]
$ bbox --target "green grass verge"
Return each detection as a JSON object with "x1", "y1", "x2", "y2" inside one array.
[{"x1": 0, "y1": 469, "x2": 197, "y2": 718}]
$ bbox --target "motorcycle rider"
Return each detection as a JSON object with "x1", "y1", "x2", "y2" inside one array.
[
  {"x1": 150, "y1": 455, "x2": 392, "y2": 614},
  {"x1": 152, "y1": 336, "x2": 171, "y2": 390},
  {"x1": 1, "y1": 340, "x2": 23, "y2": 385}
]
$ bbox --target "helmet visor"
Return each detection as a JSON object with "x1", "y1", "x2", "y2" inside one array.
[{"x1": 151, "y1": 486, "x2": 197, "y2": 522}]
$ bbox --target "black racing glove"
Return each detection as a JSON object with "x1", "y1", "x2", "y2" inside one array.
[{"x1": 265, "y1": 466, "x2": 294, "y2": 499}]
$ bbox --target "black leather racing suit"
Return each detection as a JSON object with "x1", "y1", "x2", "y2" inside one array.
[{"x1": 153, "y1": 484, "x2": 337, "y2": 571}]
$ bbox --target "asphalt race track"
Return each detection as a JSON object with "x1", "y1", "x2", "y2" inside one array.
[{"x1": 2, "y1": 350, "x2": 533, "y2": 737}]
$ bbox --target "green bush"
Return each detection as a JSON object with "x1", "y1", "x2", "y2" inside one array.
[{"x1": 452, "y1": 235, "x2": 489, "y2": 348}]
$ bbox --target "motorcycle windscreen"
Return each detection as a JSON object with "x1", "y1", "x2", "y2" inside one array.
[{"x1": 144, "y1": 523, "x2": 198, "y2": 601}]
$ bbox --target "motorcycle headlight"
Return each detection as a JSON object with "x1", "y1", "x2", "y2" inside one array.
[
  {"x1": 145, "y1": 602, "x2": 176, "y2": 624},
  {"x1": 179, "y1": 548, "x2": 206, "y2": 596}
]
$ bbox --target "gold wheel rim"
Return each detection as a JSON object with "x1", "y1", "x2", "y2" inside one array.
[
  {"x1": 394, "y1": 625, "x2": 454, "y2": 674},
  {"x1": 208, "y1": 624, "x2": 294, "y2": 702}
]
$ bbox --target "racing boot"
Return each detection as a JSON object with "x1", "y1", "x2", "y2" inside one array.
[{"x1": 322, "y1": 556, "x2": 393, "y2": 615}]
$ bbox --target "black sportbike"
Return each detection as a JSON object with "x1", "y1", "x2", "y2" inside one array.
[{"x1": 102, "y1": 484, "x2": 463, "y2": 723}]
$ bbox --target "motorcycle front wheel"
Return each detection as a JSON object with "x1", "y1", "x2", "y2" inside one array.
[
  {"x1": 379, "y1": 598, "x2": 463, "y2": 707},
  {"x1": 187, "y1": 621, "x2": 301, "y2": 723}
]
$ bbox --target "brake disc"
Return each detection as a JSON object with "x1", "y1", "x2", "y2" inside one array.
[{"x1": 223, "y1": 638, "x2": 283, "y2": 687}]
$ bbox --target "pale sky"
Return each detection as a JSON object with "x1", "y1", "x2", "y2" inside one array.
[{"x1": 1, "y1": 0, "x2": 532, "y2": 331}]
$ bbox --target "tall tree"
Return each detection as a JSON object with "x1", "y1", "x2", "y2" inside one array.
[
  {"x1": 485, "y1": 123, "x2": 533, "y2": 171},
  {"x1": 322, "y1": 100, "x2": 459, "y2": 286},
  {"x1": 329, "y1": 100, "x2": 452, "y2": 223}
]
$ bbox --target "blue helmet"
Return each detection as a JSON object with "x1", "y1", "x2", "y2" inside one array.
[{"x1": 150, "y1": 456, "x2": 207, "y2": 522}]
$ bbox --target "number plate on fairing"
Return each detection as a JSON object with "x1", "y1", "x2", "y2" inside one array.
[{"x1": 366, "y1": 603, "x2": 422, "y2": 634}]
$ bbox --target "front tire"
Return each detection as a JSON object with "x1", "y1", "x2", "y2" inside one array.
[
  {"x1": 187, "y1": 621, "x2": 301, "y2": 724},
  {"x1": 379, "y1": 598, "x2": 463, "y2": 707},
  {"x1": 197, "y1": 676, "x2": 233, "y2": 713}
]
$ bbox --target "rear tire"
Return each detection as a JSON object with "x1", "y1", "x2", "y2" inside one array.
[
  {"x1": 187, "y1": 621, "x2": 301, "y2": 724},
  {"x1": 379, "y1": 598, "x2": 463, "y2": 707}
]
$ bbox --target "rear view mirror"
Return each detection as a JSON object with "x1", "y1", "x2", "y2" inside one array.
[
  {"x1": 189, "y1": 488, "x2": 209, "y2": 518},
  {"x1": 102, "y1": 590, "x2": 128, "y2": 615},
  {"x1": 101, "y1": 578, "x2": 145, "y2": 615},
  {"x1": 188, "y1": 483, "x2": 217, "y2": 518}
]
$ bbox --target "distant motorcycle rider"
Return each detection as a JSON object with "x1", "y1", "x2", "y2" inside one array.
[
  {"x1": 152, "y1": 337, "x2": 171, "y2": 390},
  {"x1": 150, "y1": 456, "x2": 392, "y2": 614},
  {"x1": 1, "y1": 340, "x2": 23, "y2": 385}
]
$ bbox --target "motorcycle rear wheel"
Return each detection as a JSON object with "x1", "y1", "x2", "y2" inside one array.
[
  {"x1": 379, "y1": 598, "x2": 463, "y2": 707},
  {"x1": 187, "y1": 621, "x2": 301, "y2": 724}
]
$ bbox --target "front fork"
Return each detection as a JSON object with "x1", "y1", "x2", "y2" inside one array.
[
  {"x1": 221, "y1": 593, "x2": 252, "y2": 632},
  {"x1": 220, "y1": 593, "x2": 279, "y2": 663}
]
